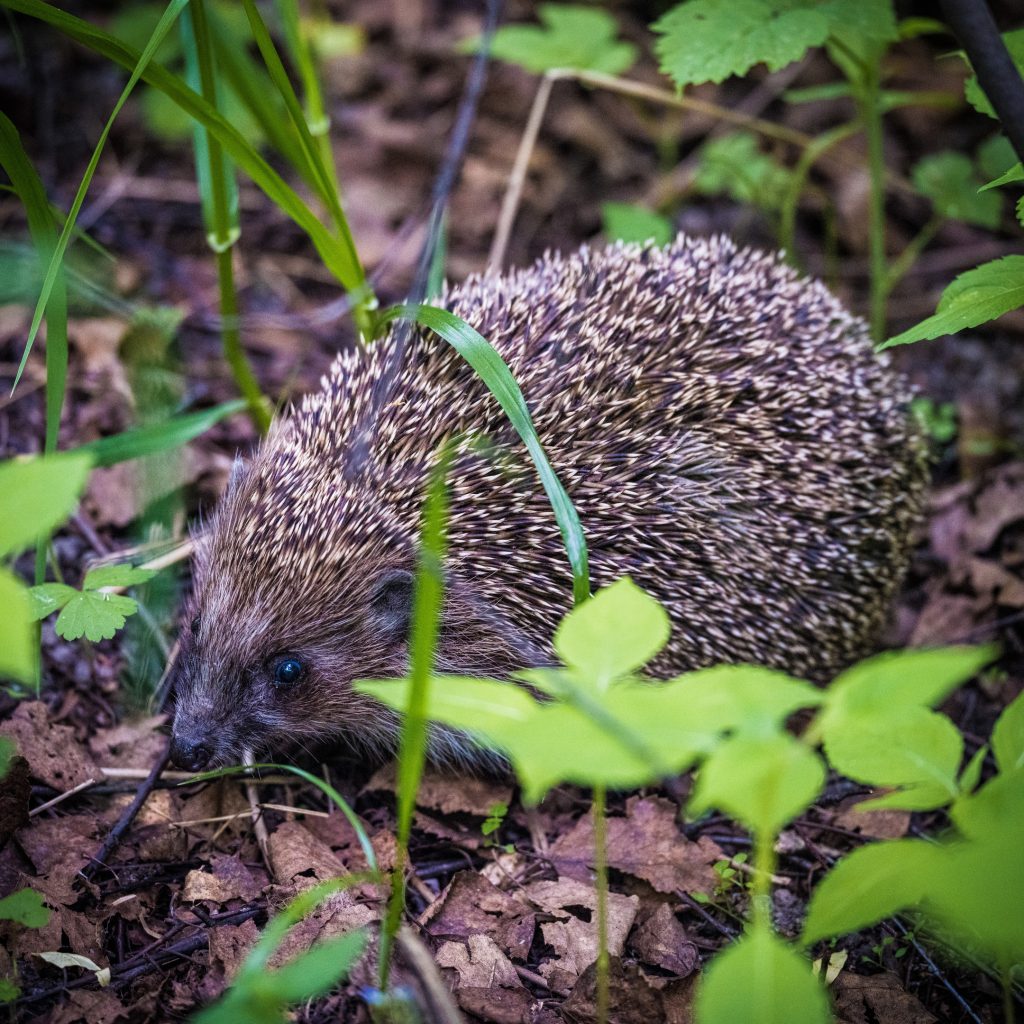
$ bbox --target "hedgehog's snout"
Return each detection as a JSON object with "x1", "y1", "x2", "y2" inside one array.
[{"x1": 169, "y1": 728, "x2": 214, "y2": 772}]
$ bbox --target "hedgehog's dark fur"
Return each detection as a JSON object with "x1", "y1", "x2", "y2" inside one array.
[{"x1": 170, "y1": 235, "x2": 927, "y2": 769}]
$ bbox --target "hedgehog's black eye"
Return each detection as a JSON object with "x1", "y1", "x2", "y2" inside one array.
[
  {"x1": 190, "y1": 616, "x2": 201, "y2": 637},
  {"x1": 273, "y1": 656, "x2": 304, "y2": 688}
]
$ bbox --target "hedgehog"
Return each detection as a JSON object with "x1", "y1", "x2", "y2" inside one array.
[{"x1": 169, "y1": 234, "x2": 928, "y2": 771}]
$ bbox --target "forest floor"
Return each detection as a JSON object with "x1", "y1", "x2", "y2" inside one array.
[{"x1": 1, "y1": 2, "x2": 1023, "y2": 1022}]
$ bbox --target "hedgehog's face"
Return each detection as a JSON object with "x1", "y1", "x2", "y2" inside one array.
[{"x1": 169, "y1": 555, "x2": 425, "y2": 771}]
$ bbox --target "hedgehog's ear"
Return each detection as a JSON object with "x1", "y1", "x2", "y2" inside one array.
[{"x1": 369, "y1": 568, "x2": 415, "y2": 639}]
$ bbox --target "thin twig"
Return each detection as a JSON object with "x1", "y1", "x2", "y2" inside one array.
[
  {"x1": 243, "y1": 749, "x2": 273, "y2": 873},
  {"x1": 29, "y1": 776, "x2": 97, "y2": 817},
  {"x1": 80, "y1": 743, "x2": 170, "y2": 884}
]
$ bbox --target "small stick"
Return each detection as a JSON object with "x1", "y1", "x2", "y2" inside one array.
[
  {"x1": 243, "y1": 749, "x2": 273, "y2": 874},
  {"x1": 80, "y1": 744, "x2": 170, "y2": 884},
  {"x1": 396, "y1": 925, "x2": 464, "y2": 1024},
  {"x1": 29, "y1": 777, "x2": 97, "y2": 817}
]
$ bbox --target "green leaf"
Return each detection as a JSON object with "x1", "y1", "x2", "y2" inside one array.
[
  {"x1": 71, "y1": 399, "x2": 246, "y2": 466},
  {"x1": 554, "y1": 577, "x2": 669, "y2": 690},
  {"x1": 27, "y1": 582, "x2": 77, "y2": 620},
  {"x1": 0, "y1": 453, "x2": 91, "y2": 557},
  {"x1": 483, "y1": 4, "x2": 636, "y2": 76},
  {"x1": 382, "y1": 303, "x2": 589, "y2": 604},
  {"x1": 0, "y1": 112, "x2": 68, "y2": 456},
  {"x1": 82, "y1": 564, "x2": 158, "y2": 590},
  {"x1": 923, "y1": 829, "x2": 1024, "y2": 967},
  {"x1": 54, "y1": 591, "x2": 140, "y2": 642},
  {"x1": 653, "y1": 664, "x2": 822, "y2": 736},
  {"x1": 0, "y1": 570, "x2": 35, "y2": 683},
  {"x1": 992, "y1": 690, "x2": 1024, "y2": 773},
  {"x1": 693, "y1": 132, "x2": 793, "y2": 212},
  {"x1": 3, "y1": 0, "x2": 366, "y2": 295},
  {"x1": 690, "y1": 733, "x2": 826, "y2": 838},
  {"x1": 0, "y1": 888, "x2": 51, "y2": 928},
  {"x1": 654, "y1": 0, "x2": 896, "y2": 88},
  {"x1": 964, "y1": 28, "x2": 1024, "y2": 119},
  {"x1": 0, "y1": 737, "x2": 15, "y2": 780},
  {"x1": 911, "y1": 152, "x2": 1001, "y2": 228},
  {"x1": 881, "y1": 256, "x2": 1024, "y2": 347},
  {"x1": 819, "y1": 646, "x2": 996, "y2": 733},
  {"x1": 0, "y1": 978, "x2": 19, "y2": 1003},
  {"x1": 602, "y1": 202, "x2": 674, "y2": 247},
  {"x1": 696, "y1": 922, "x2": 831, "y2": 1024},
  {"x1": 979, "y1": 162, "x2": 1022, "y2": 192},
  {"x1": 12, "y1": 0, "x2": 190, "y2": 394},
  {"x1": 950, "y1": 767, "x2": 1024, "y2": 843},
  {"x1": 251, "y1": 930, "x2": 367, "y2": 1003},
  {"x1": 853, "y1": 783, "x2": 954, "y2": 812},
  {"x1": 823, "y1": 706, "x2": 962, "y2": 801},
  {"x1": 801, "y1": 839, "x2": 941, "y2": 945}
]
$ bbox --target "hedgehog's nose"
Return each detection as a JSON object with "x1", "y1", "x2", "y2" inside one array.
[{"x1": 170, "y1": 734, "x2": 213, "y2": 772}]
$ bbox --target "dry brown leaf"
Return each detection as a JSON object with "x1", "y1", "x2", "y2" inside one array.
[
  {"x1": 267, "y1": 820, "x2": 346, "y2": 884},
  {"x1": 88, "y1": 716, "x2": 168, "y2": 769},
  {"x1": 0, "y1": 701, "x2": 97, "y2": 789},
  {"x1": 833, "y1": 805, "x2": 911, "y2": 841},
  {"x1": 550, "y1": 797, "x2": 722, "y2": 896},
  {"x1": 422, "y1": 870, "x2": 535, "y2": 961},
  {"x1": 523, "y1": 878, "x2": 638, "y2": 987},
  {"x1": 628, "y1": 902, "x2": 698, "y2": 978},
  {"x1": 833, "y1": 970, "x2": 938, "y2": 1024},
  {"x1": 436, "y1": 933, "x2": 522, "y2": 989},
  {"x1": 965, "y1": 463, "x2": 1024, "y2": 552},
  {"x1": 561, "y1": 957, "x2": 664, "y2": 1024},
  {"x1": 365, "y1": 762, "x2": 513, "y2": 817}
]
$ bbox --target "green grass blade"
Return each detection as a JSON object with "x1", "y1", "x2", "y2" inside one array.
[
  {"x1": 379, "y1": 445, "x2": 452, "y2": 988},
  {"x1": 71, "y1": 400, "x2": 246, "y2": 467},
  {"x1": 2, "y1": 0, "x2": 367, "y2": 296},
  {"x1": 272, "y1": 0, "x2": 343, "y2": 200},
  {"x1": 239, "y1": 0, "x2": 361, "y2": 275},
  {"x1": 380, "y1": 303, "x2": 590, "y2": 605},
  {"x1": 0, "y1": 113, "x2": 68, "y2": 457},
  {"x1": 10, "y1": 0, "x2": 189, "y2": 395}
]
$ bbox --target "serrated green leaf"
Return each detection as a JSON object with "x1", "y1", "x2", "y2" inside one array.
[
  {"x1": 964, "y1": 28, "x2": 1024, "y2": 119},
  {"x1": 0, "y1": 453, "x2": 91, "y2": 557},
  {"x1": 690, "y1": 733, "x2": 825, "y2": 837},
  {"x1": 554, "y1": 577, "x2": 669, "y2": 690},
  {"x1": 801, "y1": 839, "x2": 941, "y2": 945},
  {"x1": 696, "y1": 922, "x2": 831, "y2": 1024},
  {"x1": 0, "y1": 888, "x2": 51, "y2": 928},
  {"x1": 28, "y1": 582, "x2": 78, "y2": 620},
  {"x1": 992, "y1": 690, "x2": 1024, "y2": 773},
  {"x1": 823, "y1": 706, "x2": 961, "y2": 800},
  {"x1": 0, "y1": 570, "x2": 34, "y2": 683},
  {"x1": 601, "y1": 202, "x2": 673, "y2": 246},
  {"x1": 483, "y1": 4, "x2": 636, "y2": 76},
  {"x1": 654, "y1": 0, "x2": 896, "y2": 88},
  {"x1": 882, "y1": 256, "x2": 1024, "y2": 347},
  {"x1": 83, "y1": 564, "x2": 158, "y2": 590},
  {"x1": 976, "y1": 135, "x2": 1020, "y2": 188},
  {"x1": 911, "y1": 152, "x2": 1001, "y2": 228},
  {"x1": 693, "y1": 131, "x2": 793, "y2": 211},
  {"x1": 54, "y1": 591, "x2": 140, "y2": 642}
]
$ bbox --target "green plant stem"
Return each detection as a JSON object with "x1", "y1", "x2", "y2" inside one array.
[
  {"x1": 779, "y1": 121, "x2": 861, "y2": 261},
  {"x1": 190, "y1": 0, "x2": 269, "y2": 434},
  {"x1": 216, "y1": 248, "x2": 270, "y2": 433},
  {"x1": 378, "y1": 453, "x2": 450, "y2": 990},
  {"x1": 860, "y1": 58, "x2": 888, "y2": 343},
  {"x1": 751, "y1": 829, "x2": 776, "y2": 935},
  {"x1": 593, "y1": 783, "x2": 609, "y2": 1024},
  {"x1": 883, "y1": 215, "x2": 944, "y2": 299}
]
